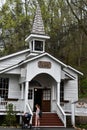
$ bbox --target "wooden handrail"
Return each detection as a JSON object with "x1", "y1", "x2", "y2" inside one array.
[{"x1": 56, "y1": 103, "x2": 66, "y2": 127}]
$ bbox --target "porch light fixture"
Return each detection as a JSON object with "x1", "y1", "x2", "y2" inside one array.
[{"x1": 35, "y1": 88, "x2": 37, "y2": 91}]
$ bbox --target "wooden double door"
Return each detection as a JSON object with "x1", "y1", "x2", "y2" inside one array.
[{"x1": 34, "y1": 88, "x2": 51, "y2": 112}]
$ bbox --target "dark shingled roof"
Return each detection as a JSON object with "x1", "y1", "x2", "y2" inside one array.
[{"x1": 31, "y1": 2, "x2": 45, "y2": 35}]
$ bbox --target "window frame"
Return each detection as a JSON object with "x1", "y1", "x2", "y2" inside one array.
[
  {"x1": 28, "y1": 89, "x2": 33, "y2": 100},
  {"x1": 34, "y1": 40, "x2": 43, "y2": 51},
  {"x1": 0, "y1": 77, "x2": 9, "y2": 100},
  {"x1": 60, "y1": 81, "x2": 64, "y2": 102}
]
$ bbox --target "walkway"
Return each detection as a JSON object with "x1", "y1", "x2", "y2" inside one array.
[{"x1": 0, "y1": 127, "x2": 75, "y2": 130}]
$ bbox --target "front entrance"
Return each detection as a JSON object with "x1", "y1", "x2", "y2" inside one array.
[
  {"x1": 42, "y1": 89, "x2": 51, "y2": 112},
  {"x1": 34, "y1": 88, "x2": 42, "y2": 111},
  {"x1": 34, "y1": 88, "x2": 51, "y2": 112}
]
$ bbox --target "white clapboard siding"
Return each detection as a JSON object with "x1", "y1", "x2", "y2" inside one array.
[
  {"x1": 64, "y1": 79, "x2": 78, "y2": 101},
  {"x1": 0, "y1": 50, "x2": 29, "y2": 70},
  {"x1": 9, "y1": 75, "x2": 21, "y2": 99}
]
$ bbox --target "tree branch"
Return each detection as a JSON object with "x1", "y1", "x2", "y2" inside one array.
[{"x1": 66, "y1": 0, "x2": 87, "y2": 36}]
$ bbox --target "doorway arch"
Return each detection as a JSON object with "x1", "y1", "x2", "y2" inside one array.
[{"x1": 29, "y1": 73, "x2": 57, "y2": 112}]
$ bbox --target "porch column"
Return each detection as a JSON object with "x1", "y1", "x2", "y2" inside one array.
[
  {"x1": 71, "y1": 102, "x2": 75, "y2": 126},
  {"x1": 24, "y1": 81, "x2": 29, "y2": 112},
  {"x1": 57, "y1": 82, "x2": 60, "y2": 104}
]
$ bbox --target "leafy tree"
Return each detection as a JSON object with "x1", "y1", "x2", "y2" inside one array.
[{"x1": 0, "y1": 0, "x2": 35, "y2": 54}]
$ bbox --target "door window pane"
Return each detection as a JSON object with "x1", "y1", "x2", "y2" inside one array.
[{"x1": 43, "y1": 89, "x2": 51, "y2": 100}]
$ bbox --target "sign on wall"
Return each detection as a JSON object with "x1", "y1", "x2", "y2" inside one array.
[{"x1": 38, "y1": 61, "x2": 51, "y2": 69}]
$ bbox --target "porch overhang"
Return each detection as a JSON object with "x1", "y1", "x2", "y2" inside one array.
[
  {"x1": 65, "y1": 73, "x2": 75, "y2": 80},
  {"x1": 62, "y1": 70, "x2": 76, "y2": 80}
]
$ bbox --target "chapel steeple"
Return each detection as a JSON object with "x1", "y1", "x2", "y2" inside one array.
[
  {"x1": 25, "y1": 1, "x2": 50, "y2": 54},
  {"x1": 31, "y1": 2, "x2": 45, "y2": 35}
]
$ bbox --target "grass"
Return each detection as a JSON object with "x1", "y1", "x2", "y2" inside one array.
[{"x1": 76, "y1": 124, "x2": 87, "y2": 129}]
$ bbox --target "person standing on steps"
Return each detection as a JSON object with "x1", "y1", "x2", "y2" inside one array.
[{"x1": 35, "y1": 104, "x2": 40, "y2": 127}]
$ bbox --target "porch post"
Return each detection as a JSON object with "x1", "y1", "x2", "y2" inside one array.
[
  {"x1": 57, "y1": 82, "x2": 60, "y2": 104},
  {"x1": 24, "y1": 81, "x2": 28, "y2": 112},
  {"x1": 71, "y1": 102, "x2": 75, "y2": 126}
]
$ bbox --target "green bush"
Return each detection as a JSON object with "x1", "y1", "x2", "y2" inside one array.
[{"x1": 4, "y1": 103, "x2": 16, "y2": 126}]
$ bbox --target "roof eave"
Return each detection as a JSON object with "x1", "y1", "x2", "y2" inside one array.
[
  {"x1": 20, "y1": 52, "x2": 67, "y2": 68},
  {"x1": 25, "y1": 34, "x2": 50, "y2": 42},
  {"x1": 67, "y1": 65, "x2": 83, "y2": 76},
  {"x1": 0, "y1": 49, "x2": 30, "y2": 61}
]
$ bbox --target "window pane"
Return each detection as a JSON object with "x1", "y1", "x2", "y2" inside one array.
[
  {"x1": 43, "y1": 89, "x2": 51, "y2": 100},
  {"x1": 28, "y1": 89, "x2": 33, "y2": 99},
  {"x1": 60, "y1": 81, "x2": 64, "y2": 102},
  {"x1": 35, "y1": 40, "x2": 43, "y2": 51},
  {"x1": 0, "y1": 77, "x2": 9, "y2": 100}
]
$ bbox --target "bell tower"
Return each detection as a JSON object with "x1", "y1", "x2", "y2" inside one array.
[{"x1": 25, "y1": 2, "x2": 50, "y2": 55}]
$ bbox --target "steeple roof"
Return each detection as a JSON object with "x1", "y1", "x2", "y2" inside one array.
[
  {"x1": 31, "y1": 2, "x2": 45, "y2": 35},
  {"x1": 25, "y1": 2, "x2": 50, "y2": 42}
]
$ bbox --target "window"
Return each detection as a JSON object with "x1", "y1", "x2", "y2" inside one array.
[
  {"x1": 0, "y1": 78, "x2": 9, "y2": 100},
  {"x1": 28, "y1": 89, "x2": 33, "y2": 99},
  {"x1": 43, "y1": 89, "x2": 51, "y2": 100},
  {"x1": 60, "y1": 81, "x2": 64, "y2": 102},
  {"x1": 31, "y1": 41, "x2": 33, "y2": 51},
  {"x1": 35, "y1": 40, "x2": 43, "y2": 51}
]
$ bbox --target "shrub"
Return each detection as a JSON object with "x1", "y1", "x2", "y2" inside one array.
[{"x1": 4, "y1": 103, "x2": 16, "y2": 126}]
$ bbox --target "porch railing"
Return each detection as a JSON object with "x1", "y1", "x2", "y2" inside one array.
[
  {"x1": 0, "y1": 101, "x2": 7, "y2": 111},
  {"x1": 26, "y1": 103, "x2": 33, "y2": 116},
  {"x1": 61, "y1": 102, "x2": 71, "y2": 113},
  {"x1": 56, "y1": 102, "x2": 66, "y2": 127},
  {"x1": 26, "y1": 103, "x2": 33, "y2": 125},
  {"x1": 0, "y1": 100, "x2": 24, "y2": 112}
]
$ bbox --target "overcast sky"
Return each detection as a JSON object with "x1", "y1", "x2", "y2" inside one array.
[
  {"x1": 0, "y1": 0, "x2": 27, "y2": 8},
  {"x1": 0, "y1": 0, "x2": 5, "y2": 8}
]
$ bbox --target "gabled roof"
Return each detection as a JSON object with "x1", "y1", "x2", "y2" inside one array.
[
  {"x1": 0, "y1": 52, "x2": 67, "y2": 74},
  {"x1": 67, "y1": 65, "x2": 83, "y2": 76},
  {"x1": 0, "y1": 49, "x2": 30, "y2": 61},
  {"x1": 0, "y1": 52, "x2": 83, "y2": 76},
  {"x1": 21, "y1": 52, "x2": 67, "y2": 67},
  {"x1": 0, "y1": 63, "x2": 19, "y2": 74}
]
